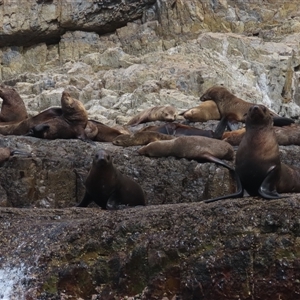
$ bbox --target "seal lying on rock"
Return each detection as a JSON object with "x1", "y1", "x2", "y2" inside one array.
[
  {"x1": 77, "y1": 149, "x2": 146, "y2": 209},
  {"x1": 113, "y1": 131, "x2": 175, "y2": 147},
  {"x1": 86, "y1": 120, "x2": 124, "y2": 142},
  {"x1": 0, "y1": 107, "x2": 62, "y2": 136},
  {"x1": 126, "y1": 105, "x2": 177, "y2": 126},
  {"x1": 138, "y1": 118, "x2": 228, "y2": 140},
  {"x1": 26, "y1": 91, "x2": 88, "y2": 140},
  {"x1": 0, "y1": 147, "x2": 31, "y2": 166},
  {"x1": 200, "y1": 85, "x2": 294, "y2": 129},
  {"x1": 0, "y1": 85, "x2": 28, "y2": 123},
  {"x1": 180, "y1": 100, "x2": 221, "y2": 122},
  {"x1": 138, "y1": 136, "x2": 234, "y2": 167},
  {"x1": 205, "y1": 105, "x2": 300, "y2": 203},
  {"x1": 223, "y1": 124, "x2": 300, "y2": 146}
]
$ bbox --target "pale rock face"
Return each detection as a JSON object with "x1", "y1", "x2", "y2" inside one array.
[{"x1": 0, "y1": 0, "x2": 300, "y2": 122}]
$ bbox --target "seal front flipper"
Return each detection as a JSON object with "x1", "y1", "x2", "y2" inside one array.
[
  {"x1": 272, "y1": 116, "x2": 294, "y2": 127},
  {"x1": 212, "y1": 116, "x2": 228, "y2": 139},
  {"x1": 77, "y1": 192, "x2": 93, "y2": 207},
  {"x1": 258, "y1": 166, "x2": 287, "y2": 199}
]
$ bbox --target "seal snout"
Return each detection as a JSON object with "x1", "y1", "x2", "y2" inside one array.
[{"x1": 94, "y1": 149, "x2": 111, "y2": 165}]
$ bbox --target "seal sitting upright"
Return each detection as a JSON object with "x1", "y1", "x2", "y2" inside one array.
[
  {"x1": 77, "y1": 149, "x2": 146, "y2": 209},
  {"x1": 205, "y1": 104, "x2": 300, "y2": 203}
]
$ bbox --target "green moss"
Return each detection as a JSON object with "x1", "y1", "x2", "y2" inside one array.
[{"x1": 41, "y1": 275, "x2": 58, "y2": 294}]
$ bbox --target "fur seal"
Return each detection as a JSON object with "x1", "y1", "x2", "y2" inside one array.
[
  {"x1": 26, "y1": 91, "x2": 88, "y2": 140},
  {"x1": 0, "y1": 147, "x2": 31, "y2": 166},
  {"x1": 200, "y1": 86, "x2": 294, "y2": 129},
  {"x1": 0, "y1": 85, "x2": 28, "y2": 123},
  {"x1": 113, "y1": 131, "x2": 175, "y2": 147},
  {"x1": 0, "y1": 107, "x2": 62, "y2": 136},
  {"x1": 223, "y1": 124, "x2": 300, "y2": 146},
  {"x1": 126, "y1": 105, "x2": 177, "y2": 126},
  {"x1": 87, "y1": 120, "x2": 124, "y2": 142},
  {"x1": 139, "y1": 118, "x2": 228, "y2": 140},
  {"x1": 205, "y1": 105, "x2": 300, "y2": 203},
  {"x1": 180, "y1": 100, "x2": 221, "y2": 122},
  {"x1": 77, "y1": 149, "x2": 146, "y2": 209},
  {"x1": 139, "y1": 135, "x2": 234, "y2": 164}
]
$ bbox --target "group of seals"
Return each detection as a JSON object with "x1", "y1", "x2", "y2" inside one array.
[
  {"x1": 200, "y1": 85, "x2": 294, "y2": 129},
  {"x1": 26, "y1": 91, "x2": 89, "y2": 140},
  {"x1": 205, "y1": 104, "x2": 300, "y2": 203},
  {"x1": 223, "y1": 124, "x2": 300, "y2": 146},
  {"x1": 77, "y1": 149, "x2": 146, "y2": 209}
]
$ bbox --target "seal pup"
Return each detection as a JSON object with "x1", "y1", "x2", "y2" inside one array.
[
  {"x1": 205, "y1": 105, "x2": 300, "y2": 203},
  {"x1": 113, "y1": 131, "x2": 175, "y2": 147},
  {"x1": 180, "y1": 100, "x2": 221, "y2": 122},
  {"x1": 126, "y1": 105, "x2": 177, "y2": 126},
  {"x1": 26, "y1": 91, "x2": 88, "y2": 140},
  {"x1": 77, "y1": 149, "x2": 146, "y2": 209},
  {"x1": 0, "y1": 85, "x2": 28, "y2": 123},
  {"x1": 0, "y1": 147, "x2": 31, "y2": 166},
  {"x1": 200, "y1": 86, "x2": 294, "y2": 129}
]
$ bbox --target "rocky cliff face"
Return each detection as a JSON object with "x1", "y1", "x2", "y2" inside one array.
[{"x1": 1, "y1": 0, "x2": 300, "y2": 299}]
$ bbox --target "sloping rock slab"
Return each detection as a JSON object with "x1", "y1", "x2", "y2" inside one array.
[
  {"x1": 0, "y1": 135, "x2": 236, "y2": 208},
  {"x1": 1, "y1": 198, "x2": 300, "y2": 299}
]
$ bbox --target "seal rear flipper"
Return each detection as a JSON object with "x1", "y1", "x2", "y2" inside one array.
[
  {"x1": 200, "y1": 154, "x2": 244, "y2": 203},
  {"x1": 227, "y1": 120, "x2": 240, "y2": 131},
  {"x1": 258, "y1": 166, "x2": 287, "y2": 199},
  {"x1": 76, "y1": 192, "x2": 93, "y2": 207},
  {"x1": 204, "y1": 169, "x2": 243, "y2": 203},
  {"x1": 272, "y1": 116, "x2": 295, "y2": 127},
  {"x1": 106, "y1": 195, "x2": 122, "y2": 210},
  {"x1": 213, "y1": 116, "x2": 228, "y2": 139},
  {"x1": 204, "y1": 186, "x2": 244, "y2": 203},
  {"x1": 26, "y1": 124, "x2": 50, "y2": 138},
  {"x1": 201, "y1": 154, "x2": 234, "y2": 171}
]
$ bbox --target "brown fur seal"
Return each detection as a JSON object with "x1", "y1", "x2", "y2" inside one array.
[
  {"x1": 0, "y1": 147, "x2": 31, "y2": 166},
  {"x1": 77, "y1": 149, "x2": 146, "y2": 209},
  {"x1": 200, "y1": 86, "x2": 294, "y2": 129},
  {"x1": 126, "y1": 105, "x2": 177, "y2": 126},
  {"x1": 139, "y1": 135, "x2": 234, "y2": 165},
  {"x1": 87, "y1": 120, "x2": 124, "y2": 142},
  {"x1": 113, "y1": 131, "x2": 175, "y2": 147},
  {"x1": 205, "y1": 105, "x2": 300, "y2": 203},
  {"x1": 0, "y1": 107, "x2": 62, "y2": 136},
  {"x1": 0, "y1": 85, "x2": 28, "y2": 123},
  {"x1": 223, "y1": 124, "x2": 300, "y2": 146},
  {"x1": 26, "y1": 91, "x2": 88, "y2": 140},
  {"x1": 180, "y1": 100, "x2": 221, "y2": 122}
]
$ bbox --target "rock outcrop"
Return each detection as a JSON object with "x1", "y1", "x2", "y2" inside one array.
[{"x1": 1, "y1": 0, "x2": 300, "y2": 299}]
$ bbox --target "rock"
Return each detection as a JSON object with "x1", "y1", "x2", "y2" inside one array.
[
  {"x1": 0, "y1": 135, "x2": 236, "y2": 208},
  {"x1": 1, "y1": 199, "x2": 300, "y2": 299}
]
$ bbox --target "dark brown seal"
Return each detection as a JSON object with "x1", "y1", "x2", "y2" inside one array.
[
  {"x1": 113, "y1": 131, "x2": 175, "y2": 147},
  {"x1": 26, "y1": 91, "x2": 88, "y2": 140},
  {"x1": 0, "y1": 107, "x2": 62, "y2": 136},
  {"x1": 77, "y1": 149, "x2": 146, "y2": 209},
  {"x1": 200, "y1": 86, "x2": 294, "y2": 129},
  {"x1": 205, "y1": 105, "x2": 300, "y2": 203},
  {"x1": 126, "y1": 105, "x2": 177, "y2": 126},
  {"x1": 180, "y1": 100, "x2": 221, "y2": 122},
  {"x1": 0, "y1": 85, "x2": 28, "y2": 123}
]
